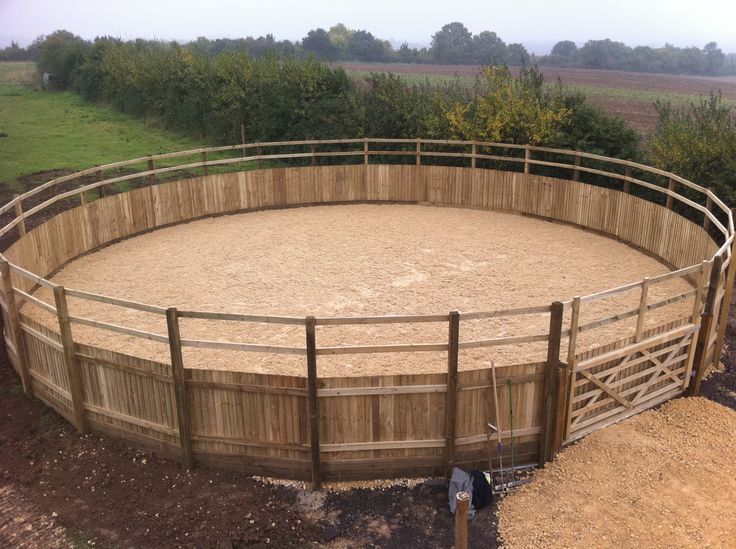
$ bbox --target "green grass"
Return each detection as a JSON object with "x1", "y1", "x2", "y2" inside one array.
[{"x1": 0, "y1": 62, "x2": 204, "y2": 189}]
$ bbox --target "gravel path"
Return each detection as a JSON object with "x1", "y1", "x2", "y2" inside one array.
[{"x1": 498, "y1": 397, "x2": 736, "y2": 548}]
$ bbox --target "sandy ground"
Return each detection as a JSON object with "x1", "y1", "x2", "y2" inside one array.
[
  {"x1": 29, "y1": 204, "x2": 693, "y2": 376},
  {"x1": 498, "y1": 397, "x2": 736, "y2": 548}
]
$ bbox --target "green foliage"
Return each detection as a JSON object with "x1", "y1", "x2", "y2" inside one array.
[
  {"x1": 37, "y1": 30, "x2": 90, "y2": 89},
  {"x1": 649, "y1": 93, "x2": 736, "y2": 203},
  {"x1": 446, "y1": 66, "x2": 571, "y2": 145}
]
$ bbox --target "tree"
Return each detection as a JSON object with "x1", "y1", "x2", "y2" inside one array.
[
  {"x1": 430, "y1": 22, "x2": 473, "y2": 64},
  {"x1": 704, "y1": 42, "x2": 725, "y2": 75},
  {"x1": 37, "y1": 30, "x2": 90, "y2": 89},
  {"x1": 472, "y1": 31, "x2": 508, "y2": 65},
  {"x1": 649, "y1": 93, "x2": 736, "y2": 203},
  {"x1": 551, "y1": 40, "x2": 577, "y2": 57},
  {"x1": 302, "y1": 28, "x2": 338, "y2": 60},
  {"x1": 446, "y1": 66, "x2": 571, "y2": 144},
  {"x1": 507, "y1": 43, "x2": 530, "y2": 66},
  {"x1": 345, "y1": 30, "x2": 387, "y2": 62}
]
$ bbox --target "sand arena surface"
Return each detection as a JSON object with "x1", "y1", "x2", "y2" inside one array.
[{"x1": 29, "y1": 204, "x2": 694, "y2": 376}]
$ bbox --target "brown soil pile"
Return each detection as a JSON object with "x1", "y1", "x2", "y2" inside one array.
[
  {"x1": 498, "y1": 397, "x2": 736, "y2": 548},
  {"x1": 30, "y1": 204, "x2": 692, "y2": 376}
]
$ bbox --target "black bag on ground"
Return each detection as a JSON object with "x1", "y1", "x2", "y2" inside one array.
[{"x1": 470, "y1": 469, "x2": 493, "y2": 510}]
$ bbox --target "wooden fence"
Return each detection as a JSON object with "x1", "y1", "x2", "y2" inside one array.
[{"x1": 0, "y1": 139, "x2": 733, "y2": 485}]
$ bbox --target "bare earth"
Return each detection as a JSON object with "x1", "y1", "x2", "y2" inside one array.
[
  {"x1": 498, "y1": 397, "x2": 736, "y2": 548},
  {"x1": 31, "y1": 204, "x2": 692, "y2": 376}
]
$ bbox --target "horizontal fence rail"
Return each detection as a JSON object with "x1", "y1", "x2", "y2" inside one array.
[{"x1": 0, "y1": 138, "x2": 733, "y2": 485}]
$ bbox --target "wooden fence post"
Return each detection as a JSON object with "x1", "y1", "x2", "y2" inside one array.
[
  {"x1": 444, "y1": 311, "x2": 460, "y2": 478},
  {"x1": 524, "y1": 145, "x2": 531, "y2": 175},
  {"x1": 306, "y1": 316, "x2": 322, "y2": 489},
  {"x1": 96, "y1": 167, "x2": 105, "y2": 199},
  {"x1": 311, "y1": 143, "x2": 317, "y2": 167},
  {"x1": 13, "y1": 195, "x2": 26, "y2": 236},
  {"x1": 53, "y1": 286, "x2": 87, "y2": 434},
  {"x1": 471, "y1": 142, "x2": 476, "y2": 169},
  {"x1": 202, "y1": 151, "x2": 209, "y2": 176},
  {"x1": 415, "y1": 139, "x2": 421, "y2": 166},
  {"x1": 573, "y1": 153, "x2": 581, "y2": 181},
  {"x1": 713, "y1": 215, "x2": 736, "y2": 365},
  {"x1": 454, "y1": 491, "x2": 470, "y2": 549},
  {"x1": 665, "y1": 179, "x2": 676, "y2": 209},
  {"x1": 539, "y1": 301, "x2": 564, "y2": 464},
  {"x1": 147, "y1": 157, "x2": 155, "y2": 186},
  {"x1": 240, "y1": 124, "x2": 246, "y2": 157},
  {"x1": 0, "y1": 260, "x2": 31, "y2": 395},
  {"x1": 687, "y1": 255, "x2": 722, "y2": 396},
  {"x1": 563, "y1": 296, "x2": 581, "y2": 441},
  {"x1": 634, "y1": 277, "x2": 650, "y2": 342},
  {"x1": 624, "y1": 166, "x2": 632, "y2": 194},
  {"x1": 703, "y1": 188, "x2": 714, "y2": 231},
  {"x1": 166, "y1": 307, "x2": 194, "y2": 469},
  {"x1": 363, "y1": 139, "x2": 369, "y2": 165},
  {"x1": 257, "y1": 144, "x2": 263, "y2": 170}
]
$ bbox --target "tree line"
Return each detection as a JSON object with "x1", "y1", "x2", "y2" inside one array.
[{"x1": 4, "y1": 23, "x2": 735, "y2": 76}]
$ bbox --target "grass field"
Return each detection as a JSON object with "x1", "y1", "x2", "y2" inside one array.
[
  {"x1": 0, "y1": 62, "x2": 203, "y2": 190},
  {"x1": 341, "y1": 62, "x2": 736, "y2": 133}
]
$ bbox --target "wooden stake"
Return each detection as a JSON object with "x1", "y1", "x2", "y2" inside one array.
[
  {"x1": 539, "y1": 301, "x2": 564, "y2": 464},
  {"x1": 166, "y1": 307, "x2": 194, "y2": 469},
  {"x1": 703, "y1": 188, "x2": 714, "y2": 231},
  {"x1": 97, "y1": 168, "x2": 105, "y2": 198},
  {"x1": 257, "y1": 144, "x2": 263, "y2": 170},
  {"x1": 454, "y1": 491, "x2": 470, "y2": 549},
  {"x1": 415, "y1": 139, "x2": 421, "y2": 166},
  {"x1": 13, "y1": 195, "x2": 26, "y2": 236},
  {"x1": 666, "y1": 179, "x2": 676, "y2": 209},
  {"x1": 471, "y1": 142, "x2": 477, "y2": 169},
  {"x1": 0, "y1": 260, "x2": 31, "y2": 395},
  {"x1": 624, "y1": 166, "x2": 632, "y2": 194},
  {"x1": 363, "y1": 140, "x2": 369, "y2": 165},
  {"x1": 634, "y1": 277, "x2": 650, "y2": 342},
  {"x1": 202, "y1": 151, "x2": 209, "y2": 176},
  {"x1": 687, "y1": 255, "x2": 722, "y2": 396},
  {"x1": 306, "y1": 316, "x2": 322, "y2": 489},
  {"x1": 311, "y1": 144, "x2": 317, "y2": 167},
  {"x1": 573, "y1": 153, "x2": 581, "y2": 181},
  {"x1": 524, "y1": 145, "x2": 531, "y2": 175},
  {"x1": 147, "y1": 158, "x2": 155, "y2": 185},
  {"x1": 240, "y1": 124, "x2": 246, "y2": 157},
  {"x1": 444, "y1": 311, "x2": 460, "y2": 477},
  {"x1": 563, "y1": 296, "x2": 581, "y2": 441},
  {"x1": 53, "y1": 286, "x2": 87, "y2": 434}
]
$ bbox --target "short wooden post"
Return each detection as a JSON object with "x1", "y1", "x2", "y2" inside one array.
[
  {"x1": 415, "y1": 139, "x2": 421, "y2": 166},
  {"x1": 539, "y1": 301, "x2": 564, "y2": 464},
  {"x1": 687, "y1": 255, "x2": 722, "y2": 396},
  {"x1": 703, "y1": 188, "x2": 714, "y2": 232},
  {"x1": 714, "y1": 215, "x2": 736, "y2": 365},
  {"x1": 53, "y1": 286, "x2": 87, "y2": 434},
  {"x1": 240, "y1": 124, "x2": 246, "y2": 157},
  {"x1": 563, "y1": 296, "x2": 581, "y2": 441},
  {"x1": 13, "y1": 195, "x2": 26, "y2": 236},
  {"x1": 634, "y1": 277, "x2": 650, "y2": 342},
  {"x1": 96, "y1": 168, "x2": 105, "y2": 199},
  {"x1": 471, "y1": 142, "x2": 477, "y2": 169},
  {"x1": 0, "y1": 260, "x2": 31, "y2": 395},
  {"x1": 666, "y1": 179, "x2": 676, "y2": 209},
  {"x1": 454, "y1": 491, "x2": 470, "y2": 549},
  {"x1": 305, "y1": 316, "x2": 322, "y2": 489},
  {"x1": 79, "y1": 188, "x2": 87, "y2": 207},
  {"x1": 257, "y1": 144, "x2": 263, "y2": 170},
  {"x1": 166, "y1": 307, "x2": 194, "y2": 469},
  {"x1": 572, "y1": 153, "x2": 581, "y2": 181},
  {"x1": 310, "y1": 143, "x2": 317, "y2": 166},
  {"x1": 444, "y1": 311, "x2": 460, "y2": 477},
  {"x1": 147, "y1": 157, "x2": 155, "y2": 185},
  {"x1": 363, "y1": 140, "x2": 369, "y2": 165},
  {"x1": 202, "y1": 151, "x2": 209, "y2": 176},
  {"x1": 524, "y1": 145, "x2": 531, "y2": 175},
  {"x1": 624, "y1": 166, "x2": 632, "y2": 194},
  {"x1": 52, "y1": 184, "x2": 61, "y2": 215}
]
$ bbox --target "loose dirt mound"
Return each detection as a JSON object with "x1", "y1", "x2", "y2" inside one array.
[{"x1": 498, "y1": 397, "x2": 736, "y2": 548}]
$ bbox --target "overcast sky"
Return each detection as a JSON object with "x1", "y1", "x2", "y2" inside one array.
[{"x1": 2, "y1": 0, "x2": 735, "y2": 54}]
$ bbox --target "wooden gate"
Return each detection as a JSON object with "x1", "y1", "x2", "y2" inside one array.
[{"x1": 564, "y1": 323, "x2": 699, "y2": 442}]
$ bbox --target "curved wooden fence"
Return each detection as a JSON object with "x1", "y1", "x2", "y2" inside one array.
[{"x1": 0, "y1": 139, "x2": 733, "y2": 486}]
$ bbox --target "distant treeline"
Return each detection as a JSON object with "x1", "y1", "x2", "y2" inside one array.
[
  {"x1": 3, "y1": 22, "x2": 735, "y2": 76},
  {"x1": 539, "y1": 39, "x2": 735, "y2": 76}
]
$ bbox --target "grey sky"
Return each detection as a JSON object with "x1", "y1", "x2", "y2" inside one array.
[{"x1": 1, "y1": 0, "x2": 735, "y2": 54}]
